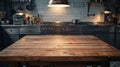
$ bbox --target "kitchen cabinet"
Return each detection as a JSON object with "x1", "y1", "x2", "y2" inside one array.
[
  {"x1": 19, "y1": 26, "x2": 41, "y2": 38},
  {"x1": 0, "y1": 26, "x2": 3, "y2": 51},
  {"x1": 115, "y1": 25, "x2": 120, "y2": 49},
  {"x1": 77, "y1": 25, "x2": 115, "y2": 46},
  {"x1": 41, "y1": 25, "x2": 115, "y2": 46},
  {"x1": 41, "y1": 26, "x2": 58, "y2": 34},
  {"x1": 77, "y1": 25, "x2": 97, "y2": 35},
  {"x1": 95, "y1": 26, "x2": 115, "y2": 46},
  {"x1": 2, "y1": 26, "x2": 19, "y2": 49},
  {"x1": 0, "y1": 24, "x2": 115, "y2": 49},
  {"x1": 41, "y1": 25, "x2": 78, "y2": 35},
  {"x1": 0, "y1": 0, "x2": 5, "y2": 11}
]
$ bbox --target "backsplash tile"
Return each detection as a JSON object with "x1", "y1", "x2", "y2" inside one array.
[{"x1": 34, "y1": 0, "x2": 104, "y2": 22}]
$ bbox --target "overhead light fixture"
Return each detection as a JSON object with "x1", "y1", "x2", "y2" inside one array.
[
  {"x1": 16, "y1": 13, "x2": 24, "y2": 15},
  {"x1": 15, "y1": 6, "x2": 24, "y2": 15},
  {"x1": 104, "y1": 7, "x2": 111, "y2": 14},
  {"x1": 104, "y1": 11, "x2": 111, "y2": 14},
  {"x1": 48, "y1": 0, "x2": 70, "y2": 7}
]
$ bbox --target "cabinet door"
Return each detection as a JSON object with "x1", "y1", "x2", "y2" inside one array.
[
  {"x1": 19, "y1": 26, "x2": 40, "y2": 38},
  {"x1": 41, "y1": 25, "x2": 78, "y2": 35},
  {"x1": 0, "y1": 27, "x2": 3, "y2": 50},
  {"x1": 41, "y1": 26, "x2": 59, "y2": 34},
  {"x1": 20, "y1": 26, "x2": 40, "y2": 34},
  {"x1": 116, "y1": 26, "x2": 120, "y2": 49},
  {"x1": 0, "y1": 0, "x2": 5, "y2": 11},
  {"x1": 0, "y1": 27, "x2": 2, "y2": 43},
  {"x1": 77, "y1": 25, "x2": 97, "y2": 35},
  {"x1": 2, "y1": 27, "x2": 19, "y2": 49},
  {"x1": 95, "y1": 26, "x2": 115, "y2": 46},
  {"x1": 55, "y1": 26, "x2": 78, "y2": 35}
]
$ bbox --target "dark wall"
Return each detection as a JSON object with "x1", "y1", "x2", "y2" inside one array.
[
  {"x1": 0, "y1": 0, "x2": 5, "y2": 11},
  {"x1": 3, "y1": 0, "x2": 13, "y2": 24}
]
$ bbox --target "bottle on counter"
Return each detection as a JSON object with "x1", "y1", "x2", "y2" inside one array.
[
  {"x1": 31, "y1": 17, "x2": 34, "y2": 24},
  {"x1": 34, "y1": 16, "x2": 37, "y2": 24},
  {"x1": 23, "y1": 14, "x2": 28, "y2": 25},
  {"x1": 37, "y1": 14, "x2": 42, "y2": 24},
  {"x1": 27, "y1": 16, "x2": 31, "y2": 25}
]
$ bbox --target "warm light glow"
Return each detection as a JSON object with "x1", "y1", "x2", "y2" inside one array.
[
  {"x1": 16, "y1": 13, "x2": 24, "y2": 15},
  {"x1": 96, "y1": 14, "x2": 101, "y2": 22},
  {"x1": 104, "y1": 11, "x2": 111, "y2": 14},
  {"x1": 47, "y1": 6, "x2": 66, "y2": 16},
  {"x1": 91, "y1": 13, "x2": 104, "y2": 23},
  {"x1": 48, "y1": 4, "x2": 70, "y2": 7},
  {"x1": 55, "y1": 21, "x2": 61, "y2": 23},
  {"x1": 48, "y1": 0, "x2": 70, "y2": 7},
  {"x1": 51, "y1": 36, "x2": 69, "y2": 44},
  {"x1": 25, "y1": 13, "x2": 32, "y2": 17},
  {"x1": 49, "y1": 0, "x2": 53, "y2": 4}
]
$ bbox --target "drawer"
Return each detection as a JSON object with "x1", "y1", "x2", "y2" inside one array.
[
  {"x1": 3, "y1": 27, "x2": 19, "y2": 34},
  {"x1": 3, "y1": 34, "x2": 19, "y2": 43},
  {"x1": 20, "y1": 27, "x2": 40, "y2": 34}
]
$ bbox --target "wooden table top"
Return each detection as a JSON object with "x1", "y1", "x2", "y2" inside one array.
[{"x1": 0, "y1": 35, "x2": 120, "y2": 62}]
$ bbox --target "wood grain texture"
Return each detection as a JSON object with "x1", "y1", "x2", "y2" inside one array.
[{"x1": 0, "y1": 35, "x2": 120, "y2": 62}]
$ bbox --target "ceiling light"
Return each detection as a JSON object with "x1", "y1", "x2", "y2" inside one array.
[
  {"x1": 104, "y1": 7, "x2": 111, "y2": 14},
  {"x1": 48, "y1": 0, "x2": 70, "y2": 7}
]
